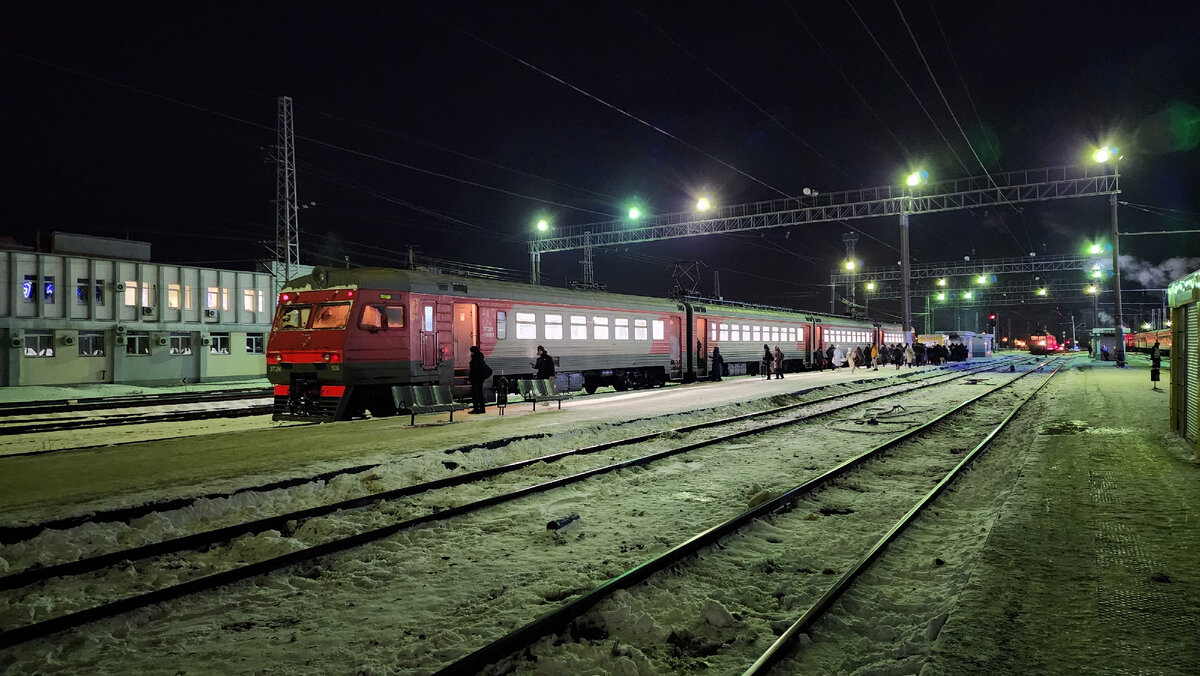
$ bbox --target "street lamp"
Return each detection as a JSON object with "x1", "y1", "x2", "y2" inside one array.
[
  {"x1": 900, "y1": 169, "x2": 928, "y2": 345},
  {"x1": 696, "y1": 196, "x2": 711, "y2": 212},
  {"x1": 628, "y1": 206, "x2": 642, "y2": 220},
  {"x1": 936, "y1": 278, "x2": 947, "y2": 287},
  {"x1": 536, "y1": 218, "x2": 550, "y2": 233},
  {"x1": 1095, "y1": 145, "x2": 1124, "y2": 366}
]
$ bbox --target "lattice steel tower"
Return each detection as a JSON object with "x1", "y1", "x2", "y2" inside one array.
[{"x1": 274, "y1": 96, "x2": 299, "y2": 292}]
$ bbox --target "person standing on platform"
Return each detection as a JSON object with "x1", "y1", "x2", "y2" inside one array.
[
  {"x1": 1151, "y1": 341, "x2": 1162, "y2": 391},
  {"x1": 710, "y1": 347, "x2": 724, "y2": 381},
  {"x1": 773, "y1": 345, "x2": 785, "y2": 379},
  {"x1": 468, "y1": 346, "x2": 491, "y2": 414},
  {"x1": 532, "y1": 345, "x2": 556, "y2": 380},
  {"x1": 832, "y1": 345, "x2": 846, "y2": 371},
  {"x1": 870, "y1": 343, "x2": 880, "y2": 371},
  {"x1": 761, "y1": 344, "x2": 773, "y2": 380},
  {"x1": 904, "y1": 343, "x2": 916, "y2": 368},
  {"x1": 825, "y1": 344, "x2": 836, "y2": 371}
]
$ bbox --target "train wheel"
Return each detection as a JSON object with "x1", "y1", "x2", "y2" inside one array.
[
  {"x1": 584, "y1": 383, "x2": 598, "y2": 395},
  {"x1": 613, "y1": 379, "x2": 629, "y2": 392}
]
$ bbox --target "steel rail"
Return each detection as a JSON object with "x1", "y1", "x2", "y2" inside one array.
[
  {"x1": 432, "y1": 357, "x2": 1065, "y2": 675},
  {"x1": 0, "y1": 359, "x2": 1019, "y2": 647},
  {"x1": 0, "y1": 404, "x2": 273, "y2": 436},
  {"x1": 743, "y1": 358, "x2": 1069, "y2": 674},
  {"x1": 0, "y1": 358, "x2": 1014, "y2": 590},
  {"x1": 0, "y1": 388, "x2": 272, "y2": 417}
]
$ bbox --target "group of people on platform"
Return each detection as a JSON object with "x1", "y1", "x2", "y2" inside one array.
[
  {"x1": 812, "y1": 341, "x2": 971, "y2": 372},
  {"x1": 467, "y1": 344, "x2": 557, "y2": 414}
]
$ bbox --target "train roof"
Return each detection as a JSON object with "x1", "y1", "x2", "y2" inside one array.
[{"x1": 285, "y1": 266, "x2": 900, "y2": 328}]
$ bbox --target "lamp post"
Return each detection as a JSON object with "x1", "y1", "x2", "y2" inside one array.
[{"x1": 1095, "y1": 147, "x2": 1125, "y2": 367}]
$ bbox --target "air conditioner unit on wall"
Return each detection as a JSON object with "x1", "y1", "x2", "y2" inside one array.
[
  {"x1": 10, "y1": 336, "x2": 24, "y2": 349},
  {"x1": 115, "y1": 335, "x2": 127, "y2": 346},
  {"x1": 115, "y1": 325, "x2": 127, "y2": 334},
  {"x1": 61, "y1": 334, "x2": 76, "y2": 346},
  {"x1": 200, "y1": 335, "x2": 212, "y2": 346},
  {"x1": 155, "y1": 335, "x2": 169, "y2": 347},
  {"x1": 114, "y1": 282, "x2": 126, "y2": 292},
  {"x1": 204, "y1": 309, "x2": 218, "y2": 318},
  {"x1": 142, "y1": 306, "x2": 154, "y2": 316}
]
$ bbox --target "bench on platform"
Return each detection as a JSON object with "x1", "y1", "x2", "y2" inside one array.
[
  {"x1": 392, "y1": 384, "x2": 466, "y2": 425},
  {"x1": 518, "y1": 378, "x2": 568, "y2": 411}
]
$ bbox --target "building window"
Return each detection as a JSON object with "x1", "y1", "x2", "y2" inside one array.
[
  {"x1": 126, "y1": 331, "x2": 151, "y2": 355},
  {"x1": 22, "y1": 276, "x2": 54, "y2": 303},
  {"x1": 210, "y1": 332, "x2": 230, "y2": 354},
  {"x1": 257, "y1": 290, "x2": 264, "y2": 313},
  {"x1": 570, "y1": 315, "x2": 587, "y2": 340},
  {"x1": 615, "y1": 317, "x2": 629, "y2": 340},
  {"x1": 496, "y1": 311, "x2": 507, "y2": 340},
  {"x1": 78, "y1": 332, "x2": 105, "y2": 356},
  {"x1": 124, "y1": 282, "x2": 138, "y2": 306},
  {"x1": 651, "y1": 320, "x2": 664, "y2": 341},
  {"x1": 77, "y1": 279, "x2": 104, "y2": 305},
  {"x1": 184, "y1": 285, "x2": 192, "y2": 310},
  {"x1": 170, "y1": 333, "x2": 192, "y2": 355},
  {"x1": 23, "y1": 332, "x2": 54, "y2": 357},
  {"x1": 206, "y1": 286, "x2": 219, "y2": 309},
  {"x1": 634, "y1": 318, "x2": 649, "y2": 341},
  {"x1": 168, "y1": 284, "x2": 182, "y2": 309},
  {"x1": 246, "y1": 333, "x2": 264, "y2": 354},
  {"x1": 515, "y1": 312, "x2": 536, "y2": 340},
  {"x1": 593, "y1": 316, "x2": 609, "y2": 340},
  {"x1": 243, "y1": 289, "x2": 255, "y2": 312},
  {"x1": 221, "y1": 288, "x2": 230, "y2": 311}
]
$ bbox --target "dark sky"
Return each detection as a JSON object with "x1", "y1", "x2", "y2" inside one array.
[{"x1": 3, "y1": 2, "x2": 1199, "y2": 333}]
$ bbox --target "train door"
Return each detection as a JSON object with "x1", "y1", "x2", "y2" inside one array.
[
  {"x1": 669, "y1": 316, "x2": 682, "y2": 379},
  {"x1": 452, "y1": 303, "x2": 478, "y2": 369},
  {"x1": 420, "y1": 301, "x2": 438, "y2": 369},
  {"x1": 696, "y1": 317, "x2": 708, "y2": 377}
]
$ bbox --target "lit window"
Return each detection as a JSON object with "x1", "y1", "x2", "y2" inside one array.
[
  {"x1": 651, "y1": 320, "x2": 664, "y2": 340},
  {"x1": 206, "y1": 286, "x2": 218, "y2": 309},
  {"x1": 544, "y1": 314, "x2": 563, "y2": 340},
  {"x1": 741, "y1": 325, "x2": 750, "y2": 342},
  {"x1": 243, "y1": 289, "x2": 255, "y2": 312},
  {"x1": 140, "y1": 283, "x2": 153, "y2": 308},
  {"x1": 615, "y1": 318, "x2": 629, "y2": 340},
  {"x1": 275, "y1": 304, "x2": 311, "y2": 330},
  {"x1": 497, "y1": 311, "x2": 507, "y2": 340},
  {"x1": 593, "y1": 316, "x2": 609, "y2": 340},
  {"x1": 719, "y1": 324, "x2": 729, "y2": 341},
  {"x1": 424, "y1": 305, "x2": 435, "y2": 332},
  {"x1": 168, "y1": 284, "x2": 181, "y2": 309},
  {"x1": 124, "y1": 282, "x2": 139, "y2": 307},
  {"x1": 312, "y1": 303, "x2": 350, "y2": 329},
  {"x1": 634, "y1": 319, "x2": 649, "y2": 341},
  {"x1": 752, "y1": 326, "x2": 761, "y2": 342},
  {"x1": 359, "y1": 305, "x2": 404, "y2": 330},
  {"x1": 570, "y1": 315, "x2": 587, "y2": 340},
  {"x1": 771, "y1": 327, "x2": 779, "y2": 342},
  {"x1": 76, "y1": 279, "x2": 102, "y2": 306},
  {"x1": 221, "y1": 288, "x2": 229, "y2": 311},
  {"x1": 515, "y1": 312, "x2": 536, "y2": 340},
  {"x1": 710, "y1": 324, "x2": 717, "y2": 341}
]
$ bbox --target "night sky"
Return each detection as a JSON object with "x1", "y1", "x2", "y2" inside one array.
[{"x1": 3, "y1": 2, "x2": 1198, "y2": 335}]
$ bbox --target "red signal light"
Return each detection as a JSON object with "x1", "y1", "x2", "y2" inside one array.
[{"x1": 988, "y1": 313, "x2": 997, "y2": 321}]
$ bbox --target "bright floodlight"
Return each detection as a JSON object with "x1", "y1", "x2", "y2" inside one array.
[
  {"x1": 1094, "y1": 148, "x2": 1110, "y2": 163},
  {"x1": 937, "y1": 278, "x2": 947, "y2": 287},
  {"x1": 964, "y1": 291, "x2": 973, "y2": 300},
  {"x1": 936, "y1": 292, "x2": 946, "y2": 301},
  {"x1": 1037, "y1": 288, "x2": 1047, "y2": 296},
  {"x1": 536, "y1": 219, "x2": 549, "y2": 232},
  {"x1": 696, "y1": 197, "x2": 711, "y2": 211},
  {"x1": 976, "y1": 275, "x2": 987, "y2": 285},
  {"x1": 1092, "y1": 269, "x2": 1102, "y2": 279},
  {"x1": 866, "y1": 281, "x2": 876, "y2": 291},
  {"x1": 628, "y1": 207, "x2": 641, "y2": 220},
  {"x1": 1089, "y1": 243, "x2": 1102, "y2": 255},
  {"x1": 906, "y1": 171, "x2": 922, "y2": 187},
  {"x1": 1142, "y1": 322, "x2": 1152, "y2": 330},
  {"x1": 1087, "y1": 285, "x2": 1097, "y2": 294},
  {"x1": 844, "y1": 260, "x2": 856, "y2": 271}
]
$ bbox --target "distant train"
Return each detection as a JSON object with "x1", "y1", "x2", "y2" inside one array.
[
  {"x1": 1028, "y1": 332, "x2": 1059, "y2": 355},
  {"x1": 1126, "y1": 328, "x2": 1171, "y2": 356},
  {"x1": 266, "y1": 267, "x2": 905, "y2": 421}
]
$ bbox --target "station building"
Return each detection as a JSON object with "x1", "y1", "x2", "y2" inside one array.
[
  {"x1": 1168, "y1": 268, "x2": 1200, "y2": 455},
  {"x1": 1, "y1": 233, "x2": 274, "y2": 387}
]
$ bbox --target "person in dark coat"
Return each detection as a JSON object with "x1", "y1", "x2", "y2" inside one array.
[
  {"x1": 825, "y1": 344, "x2": 836, "y2": 371},
  {"x1": 761, "y1": 344, "x2": 773, "y2": 380},
  {"x1": 710, "y1": 347, "x2": 724, "y2": 381},
  {"x1": 773, "y1": 345, "x2": 785, "y2": 379},
  {"x1": 531, "y1": 345, "x2": 555, "y2": 380},
  {"x1": 1150, "y1": 341, "x2": 1162, "y2": 390},
  {"x1": 468, "y1": 346, "x2": 492, "y2": 413}
]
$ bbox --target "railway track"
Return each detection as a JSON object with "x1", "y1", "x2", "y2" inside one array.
[
  {"x1": 0, "y1": 390, "x2": 274, "y2": 438},
  {"x1": 0, "y1": 356, "x2": 1026, "y2": 651},
  {"x1": 436, "y1": 356, "x2": 1069, "y2": 674}
]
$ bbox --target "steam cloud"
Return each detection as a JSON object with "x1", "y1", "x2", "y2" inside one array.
[{"x1": 1119, "y1": 256, "x2": 1200, "y2": 288}]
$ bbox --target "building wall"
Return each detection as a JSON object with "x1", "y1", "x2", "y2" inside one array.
[
  {"x1": 1, "y1": 251, "x2": 274, "y2": 386},
  {"x1": 1167, "y1": 269, "x2": 1200, "y2": 458}
]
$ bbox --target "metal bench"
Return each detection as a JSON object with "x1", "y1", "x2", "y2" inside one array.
[
  {"x1": 392, "y1": 384, "x2": 466, "y2": 425},
  {"x1": 520, "y1": 378, "x2": 568, "y2": 411}
]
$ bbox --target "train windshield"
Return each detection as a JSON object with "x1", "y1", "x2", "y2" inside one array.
[
  {"x1": 311, "y1": 302, "x2": 352, "y2": 329},
  {"x1": 275, "y1": 304, "x2": 312, "y2": 330}
]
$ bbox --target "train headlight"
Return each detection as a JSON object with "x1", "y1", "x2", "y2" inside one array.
[
  {"x1": 322, "y1": 352, "x2": 332, "y2": 362},
  {"x1": 270, "y1": 353, "x2": 283, "y2": 363}
]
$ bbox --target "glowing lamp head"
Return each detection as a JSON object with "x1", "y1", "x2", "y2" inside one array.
[
  {"x1": 844, "y1": 260, "x2": 856, "y2": 271},
  {"x1": 906, "y1": 170, "x2": 927, "y2": 187},
  {"x1": 937, "y1": 278, "x2": 947, "y2": 287},
  {"x1": 964, "y1": 291, "x2": 973, "y2": 300},
  {"x1": 1092, "y1": 269, "x2": 1102, "y2": 279},
  {"x1": 696, "y1": 197, "x2": 711, "y2": 212},
  {"x1": 936, "y1": 292, "x2": 946, "y2": 301},
  {"x1": 1087, "y1": 285, "x2": 1097, "y2": 294},
  {"x1": 536, "y1": 219, "x2": 549, "y2": 232},
  {"x1": 866, "y1": 281, "x2": 876, "y2": 291},
  {"x1": 281, "y1": 293, "x2": 290, "y2": 302},
  {"x1": 1094, "y1": 148, "x2": 1110, "y2": 163},
  {"x1": 1037, "y1": 288, "x2": 1047, "y2": 296},
  {"x1": 977, "y1": 275, "x2": 988, "y2": 285},
  {"x1": 1089, "y1": 243, "x2": 1102, "y2": 255},
  {"x1": 628, "y1": 207, "x2": 641, "y2": 220}
]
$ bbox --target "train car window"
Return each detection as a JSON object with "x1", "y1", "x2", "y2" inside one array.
[
  {"x1": 614, "y1": 318, "x2": 629, "y2": 340},
  {"x1": 593, "y1": 316, "x2": 609, "y2": 339},
  {"x1": 516, "y1": 312, "x2": 536, "y2": 339},
  {"x1": 719, "y1": 324, "x2": 729, "y2": 341},
  {"x1": 741, "y1": 325, "x2": 751, "y2": 342},
  {"x1": 651, "y1": 320, "x2": 664, "y2": 340},
  {"x1": 497, "y1": 311, "x2": 507, "y2": 340},
  {"x1": 423, "y1": 305, "x2": 435, "y2": 332},
  {"x1": 752, "y1": 326, "x2": 760, "y2": 342},
  {"x1": 545, "y1": 314, "x2": 563, "y2": 340},
  {"x1": 710, "y1": 325, "x2": 717, "y2": 341},
  {"x1": 771, "y1": 327, "x2": 779, "y2": 342},
  {"x1": 275, "y1": 304, "x2": 311, "y2": 330},
  {"x1": 360, "y1": 305, "x2": 384, "y2": 331},
  {"x1": 570, "y1": 315, "x2": 587, "y2": 339},
  {"x1": 634, "y1": 319, "x2": 649, "y2": 340},
  {"x1": 312, "y1": 302, "x2": 351, "y2": 329}
]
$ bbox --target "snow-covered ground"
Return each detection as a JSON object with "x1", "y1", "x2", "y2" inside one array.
[{"x1": 0, "y1": 355, "x2": 1196, "y2": 675}]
